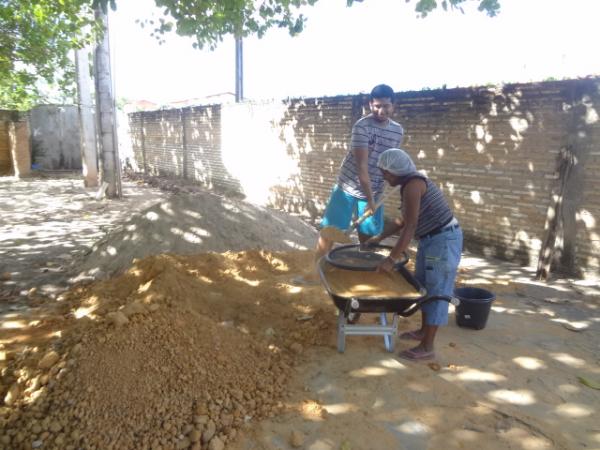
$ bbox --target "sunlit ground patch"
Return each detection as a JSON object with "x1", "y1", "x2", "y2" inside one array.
[
  {"x1": 549, "y1": 352, "x2": 586, "y2": 368},
  {"x1": 487, "y1": 389, "x2": 535, "y2": 405},
  {"x1": 440, "y1": 368, "x2": 506, "y2": 383},
  {"x1": 348, "y1": 366, "x2": 390, "y2": 377},
  {"x1": 513, "y1": 356, "x2": 546, "y2": 370},
  {"x1": 554, "y1": 402, "x2": 595, "y2": 418}
]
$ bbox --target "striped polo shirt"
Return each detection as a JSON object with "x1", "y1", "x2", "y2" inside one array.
[
  {"x1": 400, "y1": 174, "x2": 454, "y2": 238},
  {"x1": 337, "y1": 115, "x2": 404, "y2": 199}
]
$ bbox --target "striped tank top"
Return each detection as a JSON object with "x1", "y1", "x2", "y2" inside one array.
[
  {"x1": 401, "y1": 174, "x2": 454, "y2": 239},
  {"x1": 337, "y1": 115, "x2": 404, "y2": 199}
]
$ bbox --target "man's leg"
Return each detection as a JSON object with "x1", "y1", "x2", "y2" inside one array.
[
  {"x1": 297, "y1": 234, "x2": 333, "y2": 283},
  {"x1": 293, "y1": 186, "x2": 355, "y2": 285},
  {"x1": 315, "y1": 234, "x2": 334, "y2": 264}
]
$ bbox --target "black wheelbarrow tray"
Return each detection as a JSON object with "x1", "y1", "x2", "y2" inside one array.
[{"x1": 317, "y1": 244, "x2": 458, "y2": 353}]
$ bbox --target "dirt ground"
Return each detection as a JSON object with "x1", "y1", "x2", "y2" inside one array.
[
  {"x1": 0, "y1": 172, "x2": 169, "y2": 303},
  {"x1": 1, "y1": 173, "x2": 599, "y2": 450}
]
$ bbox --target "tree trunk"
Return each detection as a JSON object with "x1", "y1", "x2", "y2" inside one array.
[
  {"x1": 536, "y1": 147, "x2": 574, "y2": 280},
  {"x1": 94, "y1": 7, "x2": 121, "y2": 198},
  {"x1": 536, "y1": 82, "x2": 593, "y2": 280},
  {"x1": 75, "y1": 44, "x2": 99, "y2": 187}
]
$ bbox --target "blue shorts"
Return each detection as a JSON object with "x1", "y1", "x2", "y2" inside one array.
[
  {"x1": 415, "y1": 226, "x2": 463, "y2": 326},
  {"x1": 319, "y1": 185, "x2": 384, "y2": 237}
]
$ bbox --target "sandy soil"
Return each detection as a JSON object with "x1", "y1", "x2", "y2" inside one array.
[
  {"x1": 1, "y1": 174, "x2": 599, "y2": 450},
  {"x1": 228, "y1": 257, "x2": 600, "y2": 450}
]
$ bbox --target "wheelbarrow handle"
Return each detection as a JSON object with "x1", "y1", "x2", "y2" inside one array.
[
  {"x1": 397, "y1": 294, "x2": 459, "y2": 318},
  {"x1": 421, "y1": 294, "x2": 459, "y2": 305},
  {"x1": 391, "y1": 251, "x2": 410, "y2": 267}
]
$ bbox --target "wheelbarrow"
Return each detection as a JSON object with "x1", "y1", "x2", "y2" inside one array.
[{"x1": 317, "y1": 244, "x2": 459, "y2": 353}]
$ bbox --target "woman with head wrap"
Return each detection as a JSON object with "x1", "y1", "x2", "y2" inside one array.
[{"x1": 369, "y1": 148, "x2": 463, "y2": 361}]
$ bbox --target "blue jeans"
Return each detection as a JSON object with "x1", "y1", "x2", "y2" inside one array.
[{"x1": 415, "y1": 226, "x2": 463, "y2": 326}]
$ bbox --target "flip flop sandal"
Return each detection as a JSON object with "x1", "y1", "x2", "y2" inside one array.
[
  {"x1": 398, "y1": 348, "x2": 435, "y2": 361},
  {"x1": 399, "y1": 330, "x2": 423, "y2": 341}
]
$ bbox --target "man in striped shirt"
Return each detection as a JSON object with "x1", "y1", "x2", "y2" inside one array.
[{"x1": 316, "y1": 84, "x2": 404, "y2": 261}]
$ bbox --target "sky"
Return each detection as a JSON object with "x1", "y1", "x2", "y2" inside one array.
[{"x1": 109, "y1": 0, "x2": 600, "y2": 105}]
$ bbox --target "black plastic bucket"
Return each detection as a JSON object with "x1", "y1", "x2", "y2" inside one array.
[{"x1": 454, "y1": 287, "x2": 495, "y2": 330}]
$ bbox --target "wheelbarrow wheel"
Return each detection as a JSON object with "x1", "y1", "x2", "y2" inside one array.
[{"x1": 347, "y1": 312, "x2": 361, "y2": 324}]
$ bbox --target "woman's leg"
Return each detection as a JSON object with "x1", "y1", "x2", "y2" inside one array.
[
  {"x1": 400, "y1": 241, "x2": 427, "y2": 339},
  {"x1": 400, "y1": 228, "x2": 462, "y2": 359}
]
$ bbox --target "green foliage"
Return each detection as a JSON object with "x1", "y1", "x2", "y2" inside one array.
[
  {"x1": 144, "y1": 0, "x2": 499, "y2": 50},
  {"x1": 0, "y1": 0, "x2": 100, "y2": 110},
  {"x1": 348, "y1": 0, "x2": 500, "y2": 17},
  {"x1": 139, "y1": 0, "x2": 319, "y2": 49},
  {"x1": 414, "y1": 0, "x2": 500, "y2": 17}
]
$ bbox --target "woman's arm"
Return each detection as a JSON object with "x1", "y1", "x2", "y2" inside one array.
[
  {"x1": 367, "y1": 216, "x2": 405, "y2": 244},
  {"x1": 378, "y1": 178, "x2": 426, "y2": 270}
]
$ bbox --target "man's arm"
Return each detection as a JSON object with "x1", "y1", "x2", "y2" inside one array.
[{"x1": 354, "y1": 147, "x2": 376, "y2": 213}]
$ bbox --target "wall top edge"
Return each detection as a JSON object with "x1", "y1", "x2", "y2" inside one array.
[{"x1": 129, "y1": 76, "x2": 600, "y2": 117}]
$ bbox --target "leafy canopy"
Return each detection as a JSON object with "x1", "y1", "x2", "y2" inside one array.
[
  {"x1": 0, "y1": 0, "x2": 100, "y2": 110},
  {"x1": 403, "y1": 0, "x2": 500, "y2": 17},
  {"x1": 1, "y1": 0, "x2": 500, "y2": 110},
  {"x1": 136, "y1": 0, "x2": 318, "y2": 49},
  {"x1": 138, "y1": 0, "x2": 499, "y2": 49}
]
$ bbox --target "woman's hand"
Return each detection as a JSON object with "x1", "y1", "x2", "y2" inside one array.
[{"x1": 376, "y1": 256, "x2": 396, "y2": 274}]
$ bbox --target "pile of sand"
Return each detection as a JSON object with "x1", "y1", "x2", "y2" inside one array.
[
  {"x1": 74, "y1": 192, "x2": 318, "y2": 279},
  {"x1": 0, "y1": 250, "x2": 335, "y2": 450}
]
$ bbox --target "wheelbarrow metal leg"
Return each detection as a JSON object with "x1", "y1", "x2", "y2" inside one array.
[
  {"x1": 381, "y1": 313, "x2": 394, "y2": 352},
  {"x1": 337, "y1": 311, "x2": 346, "y2": 353},
  {"x1": 381, "y1": 313, "x2": 399, "y2": 352},
  {"x1": 337, "y1": 311, "x2": 399, "y2": 353}
]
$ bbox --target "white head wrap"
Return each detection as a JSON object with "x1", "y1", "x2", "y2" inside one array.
[{"x1": 377, "y1": 148, "x2": 417, "y2": 176}]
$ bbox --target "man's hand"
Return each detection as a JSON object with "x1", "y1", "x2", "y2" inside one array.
[
  {"x1": 364, "y1": 234, "x2": 382, "y2": 247},
  {"x1": 367, "y1": 199, "x2": 377, "y2": 218}
]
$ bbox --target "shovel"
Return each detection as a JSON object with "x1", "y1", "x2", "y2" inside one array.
[{"x1": 319, "y1": 185, "x2": 401, "y2": 244}]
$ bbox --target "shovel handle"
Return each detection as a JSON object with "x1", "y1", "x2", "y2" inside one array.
[{"x1": 351, "y1": 185, "x2": 401, "y2": 229}]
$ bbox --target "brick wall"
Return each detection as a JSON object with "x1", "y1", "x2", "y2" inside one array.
[
  {"x1": 9, "y1": 120, "x2": 31, "y2": 177},
  {"x1": 129, "y1": 78, "x2": 600, "y2": 277},
  {"x1": 0, "y1": 119, "x2": 10, "y2": 175},
  {"x1": 0, "y1": 110, "x2": 30, "y2": 177}
]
